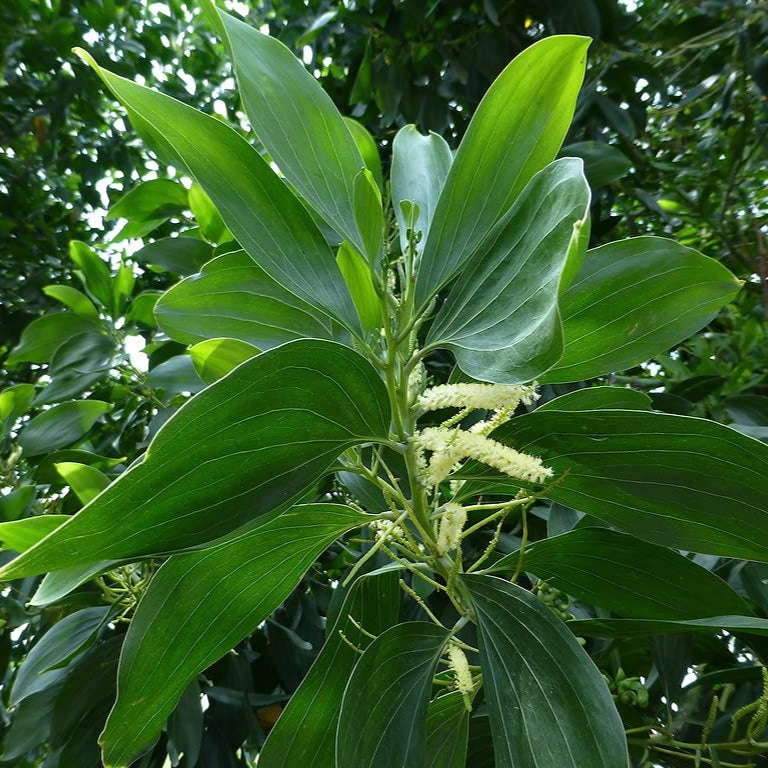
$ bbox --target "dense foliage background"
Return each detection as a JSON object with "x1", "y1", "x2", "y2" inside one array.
[{"x1": 1, "y1": 0, "x2": 767, "y2": 766}]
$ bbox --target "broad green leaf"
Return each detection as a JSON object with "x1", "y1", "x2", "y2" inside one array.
[
  {"x1": 0, "y1": 485, "x2": 35, "y2": 522},
  {"x1": 18, "y1": 400, "x2": 113, "y2": 457},
  {"x1": 6, "y1": 312, "x2": 103, "y2": 366},
  {"x1": 426, "y1": 158, "x2": 590, "y2": 383},
  {"x1": 134, "y1": 236, "x2": 214, "y2": 275},
  {"x1": 259, "y1": 570, "x2": 400, "y2": 768},
  {"x1": 490, "y1": 528, "x2": 751, "y2": 619},
  {"x1": 542, "y1": 237, "x2": 742, "y2": 383},
  {"x1": 425, "y1": 691, "x2": 469, "y2": 768},
  {"x1": 726, "y1": 395, "x2": 768, "y2": 426},
  {"x1": 31, "y1": 560, "x2": 116, "y2": 607},
  {"x1": 460, "y1": 409, "x2": 768, "y2": 562},
  {"x1": 217, "y1": 10, "x2": 366, "y2": 251},
  {"x1": 352, "y1": 168, "x2": 383, "y2": 263},
  {"x1": 461, "y1": 574, "x2": 627, "y2": 768},
  {"x1": 0, "y1": 384, "x2": 35, "y2": 426},
  {"x1": 100, "y1": 503, "x2": 369, "y2": 768},
  {"x1": 538, "y1": 386, "x2": 652, "y2": 412},
  {"x1": 75, "y1": 49, "x2": 360, "y2": 333},
  {"x1": 336, "y1": 241, "x2": 381, "y2": 332},
  {"x1": 415, "y1": 35, "x2": 590, "y2": 307},
  {"x1": 560, "y1": 140, "x2": 632, "y2": 187},
  {"x1": 42, "y1": 285, "x2": 99, "y2": 318},
  {"x1": 55, "y1": 462, "x2": 110, "y2": 505},
  {"x1": 336, "y1": 622, "x2": 450, "y2": 768},
  {"x1": 126, "y1": 290, "x2": 161, "y2": 328},
  {"x1": 106, "y1": 178, "x2": 188, "y2": 239},
  {"x1": 391, "y1": 125, "x2": 453, "y2": 254},
  {"x1": 11, "y1": 606, "x2": 109, "y2": 706},
  {"x1": 188, "y1": 182, "x2": 229, "y2": 242},
  {"x1": 69, "y1": 240, "x2": 115, "y2": 308},
  {"x1": 569, "y1": 615, "x2": 768, "y2": 639},
  {"x1": 189, "y1": 338, "x2": 259, "y2": 384},
  {"x1": 155, "y1": 252, "x2": 344, "y2": 349},
  {"x1": 144, "y1": 355, "x2": 204, "y2": 396},
  {"x1": 0, "y1": 340, "x2": 390, "y2": 578},
  {"x1": 343, "y1": 117, "x2": 383, "y2": 192},
  {"x1": 0, "y1": 515, "x2": 68, "y2": 552}
]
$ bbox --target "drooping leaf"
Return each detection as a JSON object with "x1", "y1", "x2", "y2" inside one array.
[
  {"x1": 189, "y1": 338, "x2": 260, "y2": 384},
  {"x1": 0, "y1": 340, "x2": 389, "y2": 578},
  {"x1": 425, "y1": 691, "x2": 469, "y2": 768},
  {"x1": 18, "y1": 400, "x2": 113, "y2": 457},
  {"x1": 415, "y1": 35, "x2": 590, "y2": 307},
  {"x1": 42, "y1": 285, "x2": 99, "y2": 318},
  {"x1": 391, "y1": 125, "x2": 453, "y2": 254},
  {"x1": 259, "y1": 570, "x2": 400, "y2": 768},
  {"x1": 426, "y1": 158, "x2": 590, "y2": 383},
  {"x1": 336, "y1": 622, "x2": 450, "y2": 768},
  {"x1": 461, "y1": 574, "x2": 627, "y2": 768},
  {"x1": 100, "y1": 504, "x2": 370, "y2": 768},
  {"x1": 537, "y1": 386, "x2": 652, "y2": 412},
  {"x1": 542, "y1": 237, "x2": 742, "y2": 383},
  {"x1": 69, "y1": 240, "x2": 115, "y2": 309},
  {"x1": 490, "y1": 528, "x2": 751, "y2": 619},
  {"x1": 75, "y1": 49, "x2": 360, "y2": 332}
]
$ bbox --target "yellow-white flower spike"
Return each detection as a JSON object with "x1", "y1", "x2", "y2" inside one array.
[
  {"x1": 436, "y1": 503, "x2": 467, "y2": 555},
  {"x1": 447, "y1": 643, "x2": 474, "y2": 710},
  {"x1": 416, "y1": 382, "x2": 539, "y2": 414}
]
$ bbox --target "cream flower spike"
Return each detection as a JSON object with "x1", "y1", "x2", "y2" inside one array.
[
  {"x1": 447, "y1": 642, "x2": 474, "y2": 710},
  {"x1": 436, "y1": 503, "x2": 467, "y2": 555},
  {"x1": 416, "y1": 382, "x2": 539, "y2": 413}
]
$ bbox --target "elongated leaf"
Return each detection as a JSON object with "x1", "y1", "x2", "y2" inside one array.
[
  {"x1": 217, "y1": 10, "x2": 365, "y2": 250},
  {"x1": 31, "y1": 560, "x2": 116, "y2": 607},
  {"x1": 6, "y1": 312, "x2": 103, "y2": 366},
  {"x1": 461, "y1": 574, "x2": 627, "y2": 768},
  {"x1": 69, "y1": 240, "x2": 114, "y2": 309},
  {"x1": 256, "y1": 571, "x2": 400, "y2": 768},
  {"x1": 336, "y1": 622, "x2": 450, "y2": 768},
  {"x1": 189, "y1": 338, "x2": 259, "y2": 384},
  {"x1": 155, "y1": 252, "x2": 343, "y2": 349},
  {"x1": 352, "y1": 169, "x2": 383, "y2": 263},
  {"x1": 560, "y1": 140, "x2": 631, "y2": 188},
  {"x1": 19, "y1": 400, "x2": 113, "y2": 457},
  {"x1": 343, "y1": 117, "x2": 383, "y2": 192},
  {"x1": 542, "y1": 237, "x2": 741, "y2": 383},
  {"x1": 134, "y1": 236, "x2": 213, "y2": 275},
  {"x1": 0, "y1": 515, "x2": 68, "y2": 552},
  {"x1": 336, "y1": 241, "x2": 381, "y2": 332},
  {"x1": 391, "y1": 125, "x2": 453, "y2": 254},
  {"x1": 538, "y1": 386, "x2": 652, "y2": 412},
  {"x1": 415, "y1": 35, "x2": 590, "y2": 307},
  {"x1": 490, "y1": 528, "x2": 751, "y2": 619},
  {"x1": 55, "y1": 462, "x2": 110, "y2": 505},
  {"x1": 42, "y1": 285, "x2": 99, "y2": 318},
  {"x1": 0, "y1": 340, "x2": 389, "y2": 579},
  {"x1": 100, "y1": 504, "x2": 368, "y2": 768},
  {"x1": 0, "y1": 384, "x2": 36, "y2": 425},
  {"x1": 426, "y1": 158, "x2": 590, "y2": 383},
  {"x1": 460, "y1": 409, "x2": 768, "y2": 562},
  {"x1": 75, "y1": 49, "x2": 359, "y2": 332},
  {"x1": 570, "y1": 615, "x2": 768, "y2": 639},
  {"x1": 425, "y1": 691, "x2": 469, "y2": 768}
]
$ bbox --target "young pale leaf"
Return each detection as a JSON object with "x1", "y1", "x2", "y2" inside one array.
[
  {"x1": 217, "y1": 10, "x2": 366, "y2": 250},
  {"x1": 75, "y1": 49, "x2": 360, "y2": 333},
  {"x1": 415, "y1": 35, "x2": 590, "y2": 308},
  {"x1": 258, "y1": 570, "x2": 400, "y2": 768},
  {"x1": 336, "y1": 622, "x2": 450, "y2": 768},
  {"x1": 426, "y1": 158, "x2": 590, "y2": 383},
  {"x1": 542, "y1": 237, "x2": 741, "y2": 383},
  {"x1": 460, "y1": 409, "x2": 768, "y2": 562},
  {"x1": 336, "y1": 241, "x2": 382, "y2": 332},
  {"x1": 155, "y1": 252, "x2": 343, "y2": 350},
  {"x1": 461, "y1": 574, "x2": 628, "y2": 768},
  {"x1": 0, "y1": 384, "x2": 36, "y2": 425},
  {"x1": 490, "y1": 528, "x2": 752, "y2": 619},
  {"x1": 100, "y1": 503, "x2": 369, "y2": 768},
  {"x1": 352, "y1": 168, "x2": 383, "y2": 262},
  {"x1": 188, "y1": 338, "x2": 259, "y2": 384},
  {"x1": 18, "y1": 400, "x2": 113, "y2": 457},
  {"x1": 0, "y1": 516, "x2": 68, "y2": 552},
  {"x1": 391, "y1": 125, "x2": 453, "y2": 254},
  {"x1": 54, "y1": 462, "x2": 109, "y2": 505},
  {"x1": 425, "y1": 692, "x2": 469, "y2": 768},
  {"x1": 0, "y1": 340, "x2": 390, "y2": 579},
  {"x1": 343, "y1": 117, "x2": 383, "y2": 192}
]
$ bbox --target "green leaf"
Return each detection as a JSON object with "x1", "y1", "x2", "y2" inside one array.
[
  {"x1": 42, "y1": 285, "x2": 99, "y2": 318},
  {"x1": 18, "y1": 400, "x2": 113, "y2": 457},
  {"x1": 537, "y1": 386, "x2": 652, "y2": 412},
  {"x1": 155, "y1": 252, "x2": 344, "y2": 349},
  {"x1": 134, "y1": 236, "x2": 214, "y2": 275},
  {"x1": 560, "y1": 140, "x2": 632, "y2": 187},
  {"x1": 144, "y1": 355, "x2": 204, "y2": 396},
  {"x1": 726, "y1": 395, "x2": 768, "y2": 426},
  {"x1": 100, "y1": 503, "x2": 369, "y2": 768},
  {"x1": 461, "y1": 574, "x2": 627, "y2": 768},
  {"x1": 189, "y1": 338, "x2": 259, "y2": 384},
  {"x1": 569, "y1": 615, "x2": 768, "y2": 639},
  {"x1": 391, "y1": 125, "x2": 453, "y2": 255},
  {"x1": 426, "y1": 158, "x2": 590, "y2": 383},
  {"x1": 336, "y1": 622, "x2": 450, "y2": 768},
  {"x1": 490, "y1": 528, "x2": 751, "y2": 619},
  {"x1": 425, "y1": 691, "x2": 469, "y2": 768},
  {"x1": 55, "y1": 462, "x2": 110, "y2": 505},
  {"x1": 352, "y1": 168, "x2": 383, "y2": 263},
  {"x1": 217, "y1": 10, "x2": 366, "y2": 251},
  {"x1": 188, "y1": 182, "x2": 229, "y2": 242},
  {"x1": 259, "y1": 570, "x2": 400, "y2": 768},
  {"x1": 0, "y1": 515, "x2": 68, "y2": 552},
  {"x1": 460, "y1": 409, "x2": 768, "y2": 562},
  {"x1": 0, "y1": 485, "x2": 35, "y2": 522},
  {"x1": 0, "y1": 340, "x2": 390, "y2": 578},
  {"x1": 343, "y1": 117, "x2": 383, "y2": 192},
  {"x1": 415, "y1": 35, "x2": 590, "y2": 307},
  {"x1": 69, "y1": 240, "x2": 115, "y2": 309},
  {"x1": 336, "y1": 241, "x2": 381, "y2": 332},
  {"x1": 75, "y1": 49, "x2": 360, "y2": 333},
  {"x1": 31, "y1": 560, "x2": 116, "y2": 607},
  {"x1": 126, "y1": 290, "x2": 161, "y2": 328},
  {"x1": 112, "y1": 260, "x2": 136, "y2": 318},
  {"x1": 6, "y1": 312, "x2": 103, "y2": 366},
  {"x1": 0, "y1": 384, "x2": 36, "y2": 426},
  {"x1": 542, "y1": 237, "x2": 742, "y2": 383},
  {"x1": 106, "y1": 178, "x2": 188, "y2": 239}
]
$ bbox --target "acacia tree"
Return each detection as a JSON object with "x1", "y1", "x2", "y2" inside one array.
[{"x1": 4, "y1": 3, "x2": 768, "y2": 768}]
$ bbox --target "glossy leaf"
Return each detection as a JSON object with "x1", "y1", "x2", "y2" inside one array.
[
  {"x1": 69, "y1": 240, "x2": 115, "y2": 309},
  {"x1": 426, "y1": 158, "x2": 590, "y2": 383},
  {"x1": 100, "y1": 503, "x2": 369, "y2": 768},
  {"x1": 6, "y1": 312, "x2": 103, "y2": 366},
  {"x1": 154, "y1": 252, "x2": 345, "y2": 350},
  {"x1": 106, "y1": 178, "x2": 188, "y2": 236},
  {"x1": 352, "y1": 168, "x2": 383, "y2": 262},
  {"x1": 416, "y1": 35, "x2": 590, "y2": 307},
  {"x1": 0, "y1": 515, "x2": 67, "y2": 552},
  {"x1": 560, "y1": 140, "x2": 632, "y2": 187},
  {"x1": 537, "y1": 386, "x2": 652, "y2": 412},
  {"x1": 542, "y1": 237, "x2": 741, "y2": 383},
  {"x1": 76, "y1": 49, "x2": 360, "y2": 332},
  {"x1": 42, "y1": 285, "x2": 99, "y2": 318},
  {"x1": 461, "y1": 574, "x2": 627, "y2": 768},
  {"x1": 490, "y1": 528, "x2": 751, "y2": 619},
  {"x1": 425, "y1": 691, "x2": 469, "y2": 768},
  {"x1": 0, "y1": 384, "x2": 35, "y2": 427},
  {"x1": 0, "y1": 340, "x2": 389, "y2": 578},
  {"x1": 570, "y1": 615, "x2": 768, "y2": 639},
  {"x1": 189, "y1": 338, "x2": 259, "y2": 384},
  {"x1": 336, "y1": 622, "x2": 450, "y2": 768},
  {"x1": 343, "y1": 117, "x2": 383, "y2": 192},
  {"x1": 336, "y1": 241, "x2": 381, "y2": 332},
  {"x1": 55, "y1": 462, "x2": 110, "y2": 505},
  {"x1": 259, "y1": 570, "x2": 400, "y2": 768},
  {"x1": 134, "y1": 236, "x2": 213, "y2": 276},
  {"x1": 18, "y1": 400, "x2": 113, "y2": 457}
]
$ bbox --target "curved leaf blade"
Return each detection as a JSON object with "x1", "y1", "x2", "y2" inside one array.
[{"x1": 425, "y1": 691, "x2": 469, "y2": 768}]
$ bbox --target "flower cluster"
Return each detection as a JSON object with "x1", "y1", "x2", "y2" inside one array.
[
  {"x1": 436, "y1": 503, "x2": 467, "y2": 555},
  {"x1": 416, "y1": 382, "x2": 539, "y2": 414},
  {"x1": 447, "y1": 642, "x2": 474, "y2": 710}
]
